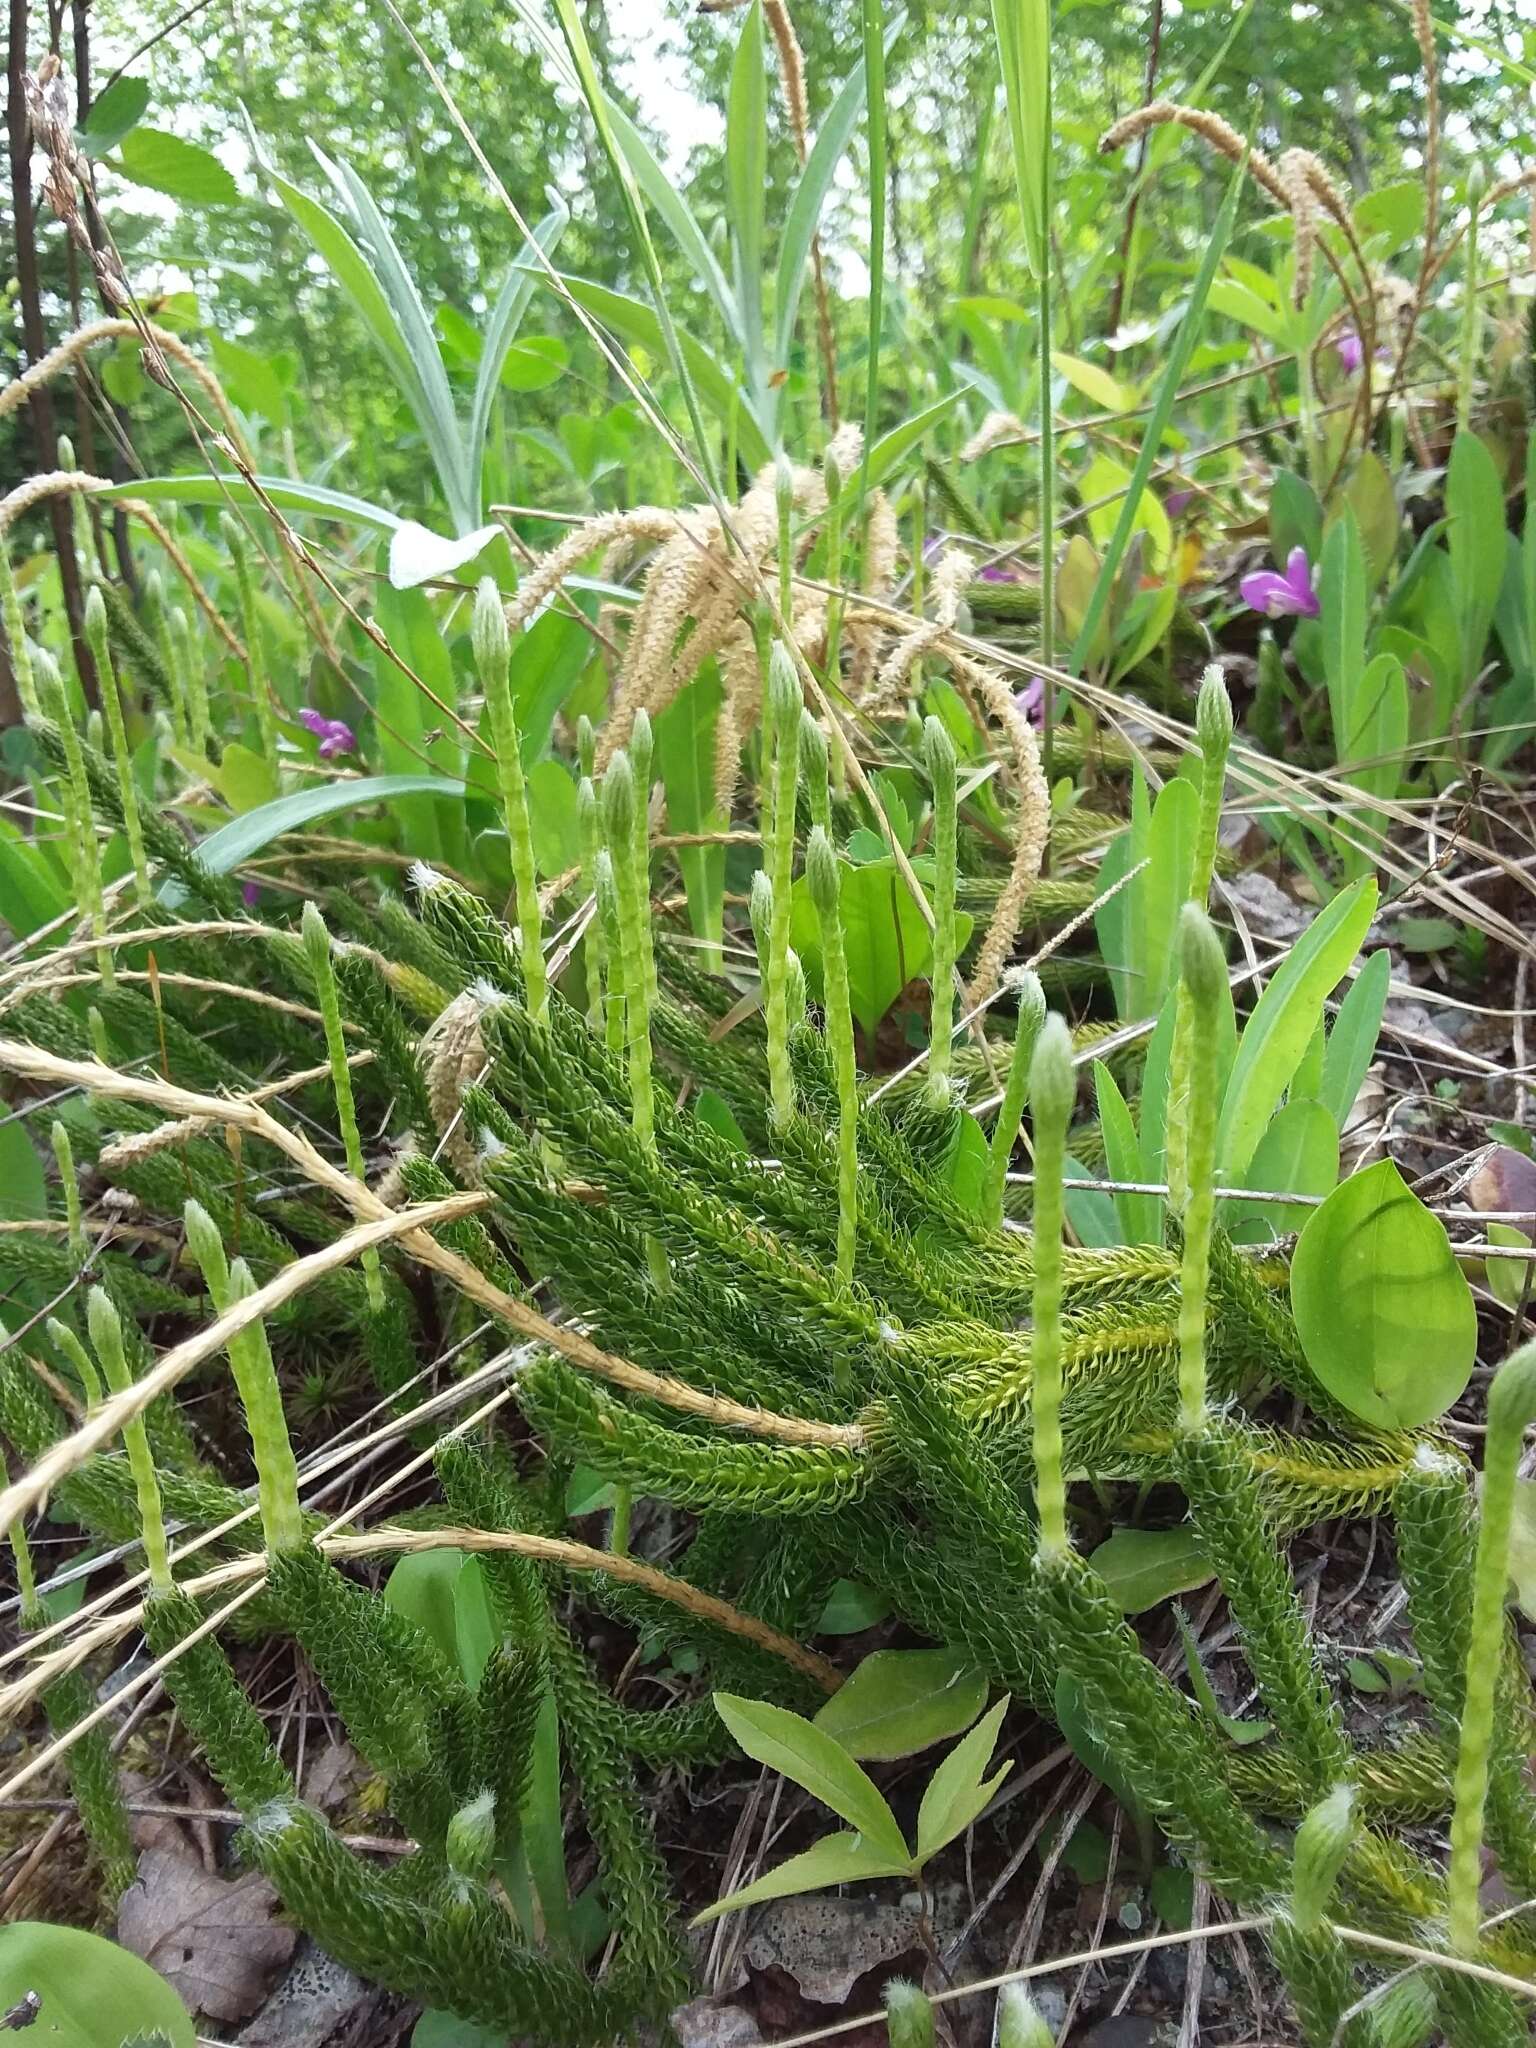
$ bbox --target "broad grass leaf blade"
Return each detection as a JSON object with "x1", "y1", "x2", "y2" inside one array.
[
  {"x1": 813, "y1": 1649, "x2": 986, "y2": 1761},
  {"x1": 990, "y1": 0, "x2": 1050, "y2": 279},
  {"x1": 1321, "y1": 949, "x2": 1390, "y2": 1133},
  {"x1": 102, "y1": 473, "x2": 405, "y2": 533},
  {"x1": 713, "y1": 1694, "x2": 910, "y2": 1861},
  {"x1": 1093, "y1": 1060, "x2": 1160, "y2": 1244},
  {"x1": 864, "y1": 390, "x2": 965, "y2": 493},
  {"x1": 656, "y1": 669, "x2": 727, "y2": 968},
  {"x1": 775, "y1": 49, "x2": 871, "y2": 369},
  {"x1": 1216, "y1": 876, "x2": 1377, "y2": 1181},
  {"x1": 1290, "y1": 1158, "x2": 1476, "y2": 1428},
  {"x1": 1446, "y1": 429, "x2": 1507, "y2": 681},
  {"x1": 469, "y1": 199, "x2": 569, "y2": 512},
  {"x1": 169, "y1": 775, "x2": 468, "y2": 904},
  {"x1": 915, "y1": 1695, "x2": 1011, "y2": 1863},
  {"x1": 1319, "y1": 511, "x2": 1367, "y2": 762},
  {"x1": 1069, "y1": 147, "x2": 1245, "y2": 673},
  {"x1": 601, "y1": 96, "x2": 739, "y2": 343},
  {"x1": 0, "y1": 1922, "x2": 195, "y2": 2048},
  {"x1": 725, "y1": 2, "x2": 768, "y2": 404},
  {"x1": 690, "y1": 1833, "x2": 912, "y2": 1925}
]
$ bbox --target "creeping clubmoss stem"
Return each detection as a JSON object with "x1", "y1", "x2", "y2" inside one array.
[
  {"x1": 1028, "y1": 1013, "x2": 1075, "y2": 1555},
  {"x1": 1174, "y1": 903, "x2": 1226, "y2": 1432},
  {"x1": 474, "y1": 577, "x2": 546, "y2": 1026},
  {"x1": 807, "y1": 828, "x2": 858, "y2": 1292}
]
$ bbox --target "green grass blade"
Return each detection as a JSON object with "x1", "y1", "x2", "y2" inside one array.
[{"x1": 726, "y1": 1, "x2": 769, "y2": 417}]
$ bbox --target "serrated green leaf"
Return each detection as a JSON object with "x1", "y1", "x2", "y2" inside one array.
[
  {"x1": 78, "y1": 75, "x2": 150, "y2": 157},
  {"x1": 115, "y1": 128, "x2": 238, "y2": 205}
]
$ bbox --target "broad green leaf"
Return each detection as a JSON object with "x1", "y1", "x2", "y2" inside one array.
[
  {"x1": 1341, "y1": 451, "x2": 1400, "y2": 587},
  {"x1": 0, "y1": 820, "x2": 69, "y2": 937},
  {"x1": 498, "y1": 335, "x2": 569, "y2": 391},
  {"x1": 915, "y1": 1695, "x2": 1012, "y2": 1863},
  {"x1": 1081, "y1": 451, "x2": 1171, "y2": 564},
  {"x1": 1270, "y1": 468, "x2": 1323, "y2": 569},
  {"x1": 1486, "y1": 1224, "x2": 1533, "y2": 1314},
  {"x1": 1051, "y1": 351, "x2": 1134, "y2": 412},
  {"x1": 1094, "y1": 1061, "x2": 1159, "y2": 1245},
  {"x1": 1054, "y1": 1675, "x2": 1147, "y2": 1823},
  {"x1": 208, "y1": 334, "x2": 288, "y2": 423},
  {"x1": 1089, "y1": 1527, "x2": 1212, "y2": 1613},
  {"x1": 101, "y1": 472, "x2": 404, "y2": 533},
  {"x1": 1446, "y1": 429, "x2": 1507, "y2": 682},
  {"x1": 600, "y1": 96, "x2": 739, "y2": 344},
  {"x1": 115, "y1": 127, "x2": 238, "y2": 205},
  {"x1": 815, "y1": 1579, "x2": 893, "y2": 1634},
  {"x1": 713, "y1": 1694, "x2": 910, "y2": 1862},
  {"x1": 470, "y1": 200, "x2": 569, "y2": 509},
  {"x1": 1095, "y1": 762, "x2": 1150, "y2": 1020},
  {"x1": 0, "y1": 1924, "x2": 194, "y2": 2048},
  {"x1": 694, "y1": 1090, "x2": 749, "y2": 1152},
  {"x1": 789, "y1": 855, "x2": 972, "y2": 1037},
  {"x1": 1217, "y1": 876, "x2": 1377, "y2": 1181},
  {"x1": 1506, "y1": 1479, "x2": 1536, "y2": 1618},
  {"x1": 78, "y1": 75, "x2": 150, "y2": 157},
  {"x1": 814, "y1": 1648, "x2": 987, "y2": 1761},
  {"x1": 1320, "y1": 949, "x2": 1390, "y2": 1132},
  {"x1": 209, "y1": 741, "x2": 278, "y2": 814},
  {"x1": 1208, "y1": 276, "x2": 1286, "y2": 341},
  {"x1": 656, "y1": 670, "x2": 726, "y2": 967},
  {"x1": 1227, "y1": 1097, "x2": 1338, "y2": 1241},
  {"x1": 385, "y1": 1548, "x2": 467, "y2": 1677},
  {"x1": 372, "y1": 579, "x2": 464, "y2": 866},
  {"x1": 940, "y1": 1111, "x2": 992, "y2": 1218},
  {"x1": 0, "y1": 1120, "x2": 47, "y2": 1222},
  {"x1": 1140, "y1": 775, "x2": 1198, "y2": 1015},
  {"x1": 1290, "y1": 1158, "x2": 1477, "y2": 1428},
  {"x1": 1337, "y1": 651, "x2": 1408, "y2": 831},
  {"x1": 413, "y1": 2014, "x2": 506, "y2": 2048},
  {"x1": 691, "y1": 1831, "x2": 913, "y2": 1925},
  {"x1": 1354, "y1": 180, "x2": 1425, "y2": 252},
  {"x1": 524, "y1": 760, "x2": 581, "y2": 879}
]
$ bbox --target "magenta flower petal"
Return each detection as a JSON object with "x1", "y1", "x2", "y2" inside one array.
[
  {"x1": 1334, "y1": 330, "x2": 1364, "y2": 375},
  {"x1": 1241, "y1": 546, "x2": 1318, "y2": 620},
  {"x1": 1013, "y1": 677, "x2": 1045, "y2": 729},
  {"x1": 297, "y1": 707, "x2": 331, "y2": 739}
]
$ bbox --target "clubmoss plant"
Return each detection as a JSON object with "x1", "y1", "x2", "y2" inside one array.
[
  {"x1": 1172, "y1": 902, "x2": 1226, "y2": 1431},
  {"x1": 220, "y1": 510, "x2": 278, "y2": 763},
  {"x1": 763, "y1": 642, "x2": 804, "y2": 1129},
  {"x1": 807, "y1": 825, "x2": 858, "y2": 1293},
  {"x1": 85, "y1": 1287, "x2": 171, "y2": 1593},
  {"x1": 83, "y1": 586, "x2": 150, "y2": 906},
  {"x1": 982, "y1": 967, "x2": 1045, "y2": 1227},
  {"x1": 1028, "y1": 1011, "x2": 1075, "y2": 1556},
  {"x1": 923, "y1": 714, "x2": 959, "y2": 1104},
  {"x1": 474, "y1": 576, "x2": 546, "y2": 1025}
]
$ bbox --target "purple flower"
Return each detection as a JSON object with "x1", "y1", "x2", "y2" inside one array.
[
  {"x1": 1335, "y1": 329, "x2": 1364, "y2": 375},
  {"x1": 1014, "y1": 676, "x2": 1045, "y2": 729},
  {"x1": 1164, "y1": 487, "x2": 1194, "y2": 520},
  {"x1": 1240, "y1": 546, "x2": 1319, "y2": 621},
  {"x1": 242, "y1": 880, "x2": 261, "y2": 908},
  {"x1": 298, "y1": 706, "x2": 357, "y2": 759}
]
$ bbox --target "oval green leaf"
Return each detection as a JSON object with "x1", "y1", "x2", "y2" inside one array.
[
  {"x1": 1290, "y1": 1158, "x2": 1477, "y2": 1428},
  {"x1": 712, "y1": 1693, "x2": 909, "y2": 1862},
  {"x1": 691, "y1": 1830, "x2": 912, "y2": 1926},
  {"x1": 814, "y1": 1647, "x2": 987, "y2": 1761},
  {"x1": 1089, "y1": 1527, "x2": 1213, "y2": 1614},
  {"x1": 0, "y1": 1923, "x2": 195, "y2": 2048}
]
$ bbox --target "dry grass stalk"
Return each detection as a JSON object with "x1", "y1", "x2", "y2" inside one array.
[
  {"x1": 960, "y1": 411, "x2": 1028, "y2": 464},
  {"x1": 763, "y1": 0, "x2": 841, "y2": 425},
  {"x1": 0, "y1": 317, "x2": 253, "y2": 466},
  {"x1": 1099, "y1": 101, "x2": 1289, "y2": 209}
]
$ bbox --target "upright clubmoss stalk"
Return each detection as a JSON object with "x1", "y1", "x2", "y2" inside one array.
[
  {"x1": 171, "y1": 604, "x2": 210, "y2": 758},
  {"x1": 1028, "y1": 1013, "x2": 1074, "y2": 1555},
  {"x1": 749, "y1": 870, "x2": 797, "y2": 1123},
  {"x1": 1174, "y1": 903, "x2": 1226, "y2": 1432},
  {"x1": 1191, "y1": 665, "x2": 1233, "y2": 908},
  {"x1": 822, "y1": 443, "x2": 847, "y2": 686},
  {"x1": 799, "y1": 710, "x2": 832, "y2": 834},
  {"x1": 301, "y1": 902, "x2": 384, "y2": 1312},
  {"x1": 763, "y1": 644, "x2": 803, "y2": 1130},
  {"x1": 84, "y1": 587, "x2": 150, "y2": 906},
  {"x1": 923, "y1": 716, "x2": 959, "y2": 1105},
  {"x1": 222, "y1": 512, "x2": 278, "y2": 765},
  {"x1": 184, "y1": 1199, "x2": 305, "y2": 1554},
  {"x1": 996, "y1": 1986, "x2": 1056, "y2": 2048},
  {"x1": 474, "y1": 578, "x2": 546, "y2": 1025},
  {"x1": 983, "y1": 969, "x2": 1046, "y2": 1228},
  {"x1": 578, "y1": 776, "x2": 606, "y2": 1035},
  {"x1": 601, "y1": 753, "x2": 656, "y2": 1160},
  {"x1": 1448, "y1": 1340, "x2": 1536, "y2": 1954},
  {"x1": 629, "y1": 709, "x2": 661, "y2": 1028},
  {"x1": 775, "y1": 454, "x2": 796, "y2": 621},
  {"x1": 143, "y1": 570, "x2": 190, "y2": 747},
  {"x1": 807, "y1": 828, "x2": 858, "y2": 1293},
  {"x1": 86, "y1": 1287, "x2": 171, "y2": 1592},
  {"x1": 50, "y1": 1120, "x2": 87, "y2": 1266},
  {"x1": 0, "y1": 537, "x2": 39, "y2": 719},
  {"x1": 46, "y1": 1316, "x2": 104, "y2": 1411},
  {"x1": 594, "y1": 851, "x2": 627, "y2": 1059}
]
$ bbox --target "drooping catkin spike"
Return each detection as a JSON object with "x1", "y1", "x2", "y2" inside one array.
[
  {"x1": 577, "y1": 776, "x2": 605, "y2": 1035},
  {"x1": 764, "y1": 643, "x2": 804, "y2": 1130},
  {"x1": 183, "y1": 1200, "x2": 304, "y2": 1553},
  {"x1": 0, "y1": 535, "x2": 38, "y2": 718},
  {"x1": 86, "y1": 1285, "x2": 171, "y2": 1592},
  {"x1": 1173, "y1": 903, "x2": 1226, "y2": 1430},
  {"x1": 50, "y1": 1120, "x2": 87, "y2": 1265},
  {"x1": 807, "y1": 827, "x2": 858, "y2": 1295},
  {"x1": 984, "y1": 969, "x2": 1046, "y2": 1228},
  {"x1": 220, "y1": 510, "x2": 278, "y2": 763},
  {"x1": 473, "y1": 577, "x2": 546, "y2": 1026},
  {"x1": 83, "y1": 586, "x2": 150, "y2": 905},
  {"x1": 923, "y1": 715, "x2": 959, "y2": 1105},
  {"x1": 1191, "y1": 665, "x2": 1233, "y2": 908},
  {"x1": 301, "y1": 902, "x2": 384, "y2": 1312},
  {"x1": 1448, "y1": 1340, "x2": 1536, "y2": 1954},
  {"x1": 1028, "y1": 1013, "x2": 1075, "y2": 1556},
  {"x1": 601, "y1": 752, "x2": 656, "y2": 1158}
]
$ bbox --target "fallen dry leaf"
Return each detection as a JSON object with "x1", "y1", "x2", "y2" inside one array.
[{"x1": 118, "y1": 1844, "x2": 296, "y2": 2023}]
